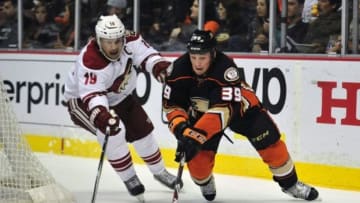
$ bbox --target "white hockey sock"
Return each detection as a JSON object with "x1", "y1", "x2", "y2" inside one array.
[
  {"x1": 133, "y1": 133, "x2": 165, "y2": 175},
  {"x1": 96, "y1": 128, "x2": 136, "y2": 182}
]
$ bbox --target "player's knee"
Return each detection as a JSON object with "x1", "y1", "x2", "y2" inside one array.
[
  {"x1": 97, "y1": 128, "x2": 128, "y2": 159},
  {"x1": 188, "y1": 151, "x2": 215, "y2": 180}
]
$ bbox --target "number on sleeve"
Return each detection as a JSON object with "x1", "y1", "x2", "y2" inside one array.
[
  {"x1": 163, "y1": 85, "x2": 171, "y2": 99},
  {"x1": 221, "y1": 87, "x2": 241, "y2": 102}
]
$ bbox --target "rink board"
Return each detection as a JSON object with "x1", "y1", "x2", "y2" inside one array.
[{"x1": 0, "y1": 52, "x2": 360, "y2": 191}]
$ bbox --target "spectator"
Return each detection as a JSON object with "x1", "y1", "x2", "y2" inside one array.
[
  {"x1": 165, "y1": 0, "x2": 219, "y2": 51},
  {"x1": 348, "y1": 1, "x2": 360, "y2": 53},
  {"x1": 287, "y1": 0, "x2": 308, "y2": 43},
  {"x1": 107, "y1": 0, "x2": 127, "y2": 17},
  {"x1": 24, "y1": 3, "x2": 60, "y2": 49},
  {"x1": 0, "y1": 0, "x2": 17, "y2": 48},
  {"x1": 283, "y1": 0, "x2": 309, "y2": 52},
  {"x1": 106, "y1": 0, "x2": 132, "y2": 28},
  {"x1": 215, "y1": 0, "x2": 253, "y2": 52},
  {"x1": 137, "y1": 0, "x2": 169, "y2": 49},
  {"x1": 302, "y1": 0, "x2": 342, "y2": 53},
  {"x1": 325, "y1": 34, "x2": 341, "y2": 54},
  {"x1": 214, "y1": 0, "x2": 230, "y2": 51},
  {"x1": 250, "y1": 0, "x2": 272, "y2": 52},
  {"x1": 0, "y1": 2, "x2": 6, "y2": 27},
  {"x1": 53, "y1": 1, "x2": 75, "y2": 49}
]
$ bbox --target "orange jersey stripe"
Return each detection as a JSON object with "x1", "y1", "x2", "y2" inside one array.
[
  {"x1": 194, "y1": 113, "x2": 222, "y2": 139},
  {"x1": 166, "y1": 109, "x2": 188, "y2": 123},
  {"x1": 241, "y1": 88, "x2": 260, "y2": 108}
]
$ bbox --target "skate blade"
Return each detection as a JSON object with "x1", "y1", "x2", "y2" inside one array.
[{"x1": 135, "y1": 194, "x2": 145, "y2": 203}]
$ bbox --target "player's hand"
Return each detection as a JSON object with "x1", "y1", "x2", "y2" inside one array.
[
  {"x1": 90, "y1": 106, "x2": 120, "y2": 136},
  {"x1": 153, "y1": 61, "x2": 172, "y2": 83},
  {"x1": 175, "y1": 136, "x2": 202, "y2": 162},
  {"x1": 172, "y1": 121, "x2": 207, "y2": 162}
]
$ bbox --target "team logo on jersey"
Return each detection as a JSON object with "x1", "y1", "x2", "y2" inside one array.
[{"x1": 224, "y1": 67, "x2": 239, "y2": 82}]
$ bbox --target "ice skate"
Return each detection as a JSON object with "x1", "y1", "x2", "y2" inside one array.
[
  {"x1": 200, "y1": 175, "x2": 216, "y2": 201},
  {"x1": 124, "y1": 175, "x2": 145, "y2": 202},
  {"x1": 154, "y1": 169, "x2": 183, "y2": 190},
  {"x1": 282, "y1": 181, "x2": 319, "y2": 201}
]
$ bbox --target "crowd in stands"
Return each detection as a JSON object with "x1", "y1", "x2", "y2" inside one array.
[{"x1": 0, "y1": 0, "x2": 359, "y2": 54}]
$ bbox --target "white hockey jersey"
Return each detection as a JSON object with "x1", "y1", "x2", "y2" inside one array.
[{"x1": 64, "y1": 32, "x2": 163, "y2": 110}]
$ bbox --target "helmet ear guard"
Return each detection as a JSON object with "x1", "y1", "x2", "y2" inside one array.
[{"x1": 187, "y1": 29, "x2": 217, "y2": 55}]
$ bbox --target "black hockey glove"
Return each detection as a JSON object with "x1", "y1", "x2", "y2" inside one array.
[{"x1": 173, "y1": 122, "x2": 207, "y2": 162}]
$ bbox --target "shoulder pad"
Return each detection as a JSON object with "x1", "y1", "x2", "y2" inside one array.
[
  {"x1": 82, "y1": 40, "x2": 109, "y2": 70},
  {"x1": 125, "y1": 30, "x2": 140, "y2": 42}
]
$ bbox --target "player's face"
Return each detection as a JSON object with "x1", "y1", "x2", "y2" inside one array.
[
  {"x1": 99, "y1": 37, "x2": 124, "y2": 60},
  {"x1": 189, "y1": 52, "x2": 212, "y2": 76}
]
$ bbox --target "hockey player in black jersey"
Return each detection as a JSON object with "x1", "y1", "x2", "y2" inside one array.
[{"x1": 162, "y1": 29, "x2": 319, "y2": 201}]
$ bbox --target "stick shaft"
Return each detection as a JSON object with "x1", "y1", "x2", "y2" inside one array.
[
  {"x1": 172, "y1": 152, "x2": 185, "y2": 203},
  {"x1": 91, "y1": 127, "x2": 110, "y2": 203}
]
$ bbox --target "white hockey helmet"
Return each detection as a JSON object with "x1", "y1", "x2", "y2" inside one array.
[{"x1": 95, "y1": 14, "x2": 125, "y2": 61}]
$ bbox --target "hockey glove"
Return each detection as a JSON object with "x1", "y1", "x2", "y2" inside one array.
[
  {"x1": 173, "y1": 121, "x2": 207, "y2": 162},
  {"x1": 152, "y1": 61, "x2": 172, "y2": 83},
  {"x1": 90, "y1": 106, "x2": 120, "y2": 136}
]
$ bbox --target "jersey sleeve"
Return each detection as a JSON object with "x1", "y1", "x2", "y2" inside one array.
[
  {"x1": 124, "y1": 32, "x2": 167, "y2": 74},
  {"x1": 163, "y1": 81, "x2": 191, "y2": 122},
  {"x1": 162, "y1": 57, "x2": 193, "y2": 122}
]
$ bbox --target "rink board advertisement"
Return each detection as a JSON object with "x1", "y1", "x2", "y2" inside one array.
[{"x1": 0, "y1": 53, "x2": 359, "y2": 190}]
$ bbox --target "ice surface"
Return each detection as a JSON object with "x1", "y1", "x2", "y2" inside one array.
[{"x1": 37, "y1": 153, "x2": 360, "y2": 203}]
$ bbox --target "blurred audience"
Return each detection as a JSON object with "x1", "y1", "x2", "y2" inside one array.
[
  {"x1": 0, "y1": 0, "x2": 17, "y2": 48},
  {"x1": 302, "y1": 0, "x2": 342, "y2": 53},
  {"x1": 53, "y1": 1, "x2": 75, "y2": 49},
  {"x1": 0, "y1": 0, "x2": 356, "y2": 55},
  {"x1": 106, "y1": 0, "x2": 132, "y2": 28},
  {"x1": 164, "y1": 0, "x2": 219, "y2": 51},
  {"x1": 250, "y1": 0, "x2": 272, "y2": 52},
  {"x1": 348, "y1": 0, "x2": 360, "y2": 53},
  {"x1": 215, "y1": 0, "x2": 255, "y2": 52},
  {"x1": 141, "y1": 0, "x2": 176, "y2": 50},
  {"x1": 283, "y1": 0, "x2": 309, "y2": 52},
  {"x1": 24, "y1": 2, "x2": 60, "y2": 49}
]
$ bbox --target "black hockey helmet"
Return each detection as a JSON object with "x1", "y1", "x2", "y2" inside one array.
[{"x1": 187, "y1": 29, "x2": 216, "y2": 54}]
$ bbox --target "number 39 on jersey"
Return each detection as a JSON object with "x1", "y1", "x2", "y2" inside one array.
[{"x1": 222, "y1": 87, "x2": 241, "y2": 102}]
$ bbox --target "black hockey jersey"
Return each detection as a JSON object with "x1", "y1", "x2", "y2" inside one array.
[{"x1": 163, "y1": 51, "x2": 261, "y2": 139}]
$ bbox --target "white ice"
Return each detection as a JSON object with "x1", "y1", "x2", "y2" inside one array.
[{"x1": 37, "y1": 153, "x2": 360, "y2": 203}]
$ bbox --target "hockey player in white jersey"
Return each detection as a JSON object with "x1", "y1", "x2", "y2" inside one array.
[{"x1": 64, "y1": 14, "x2": 181, "y2": 202}]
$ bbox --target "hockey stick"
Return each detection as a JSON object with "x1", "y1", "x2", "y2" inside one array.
[
  {"x1": 91, "y1": 126, "x2": 110, "y2": 203},
  {"x1": 172, "y1": 152, "x2": 185, "y2": 203}
]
